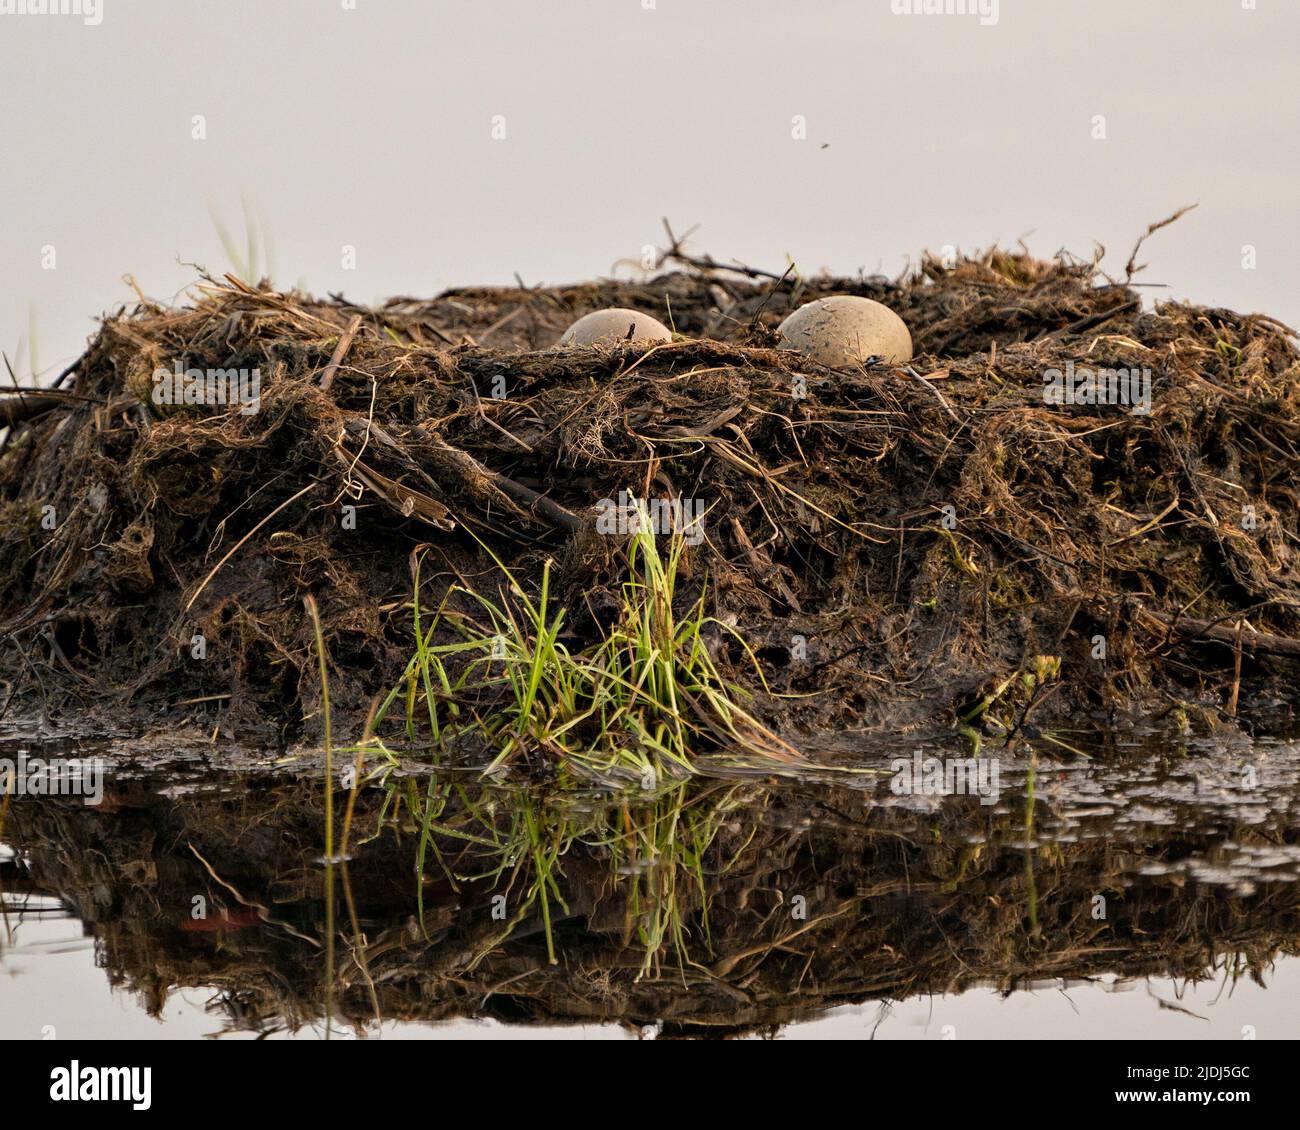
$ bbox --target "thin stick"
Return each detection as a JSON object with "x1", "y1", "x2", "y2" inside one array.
[
  {"x1": 183, "y1": 482, "x2": 316, "y2": 612},
  {"x1": 904, "y1": 365, "x2": 960, "y2": 423},
  {"x1": 0, "y1": 395, "x2": 72, "y2": 427},
  {"x1": 319, "y1": 314, "x2": 364, "y2": 392},
  {"x1": 660, "y1": 217, "x2": 786, "y2": 281},
  {"x1": 1147, "y1": 611, "x2": 1300, "y2": 659},
  {"x1": 414, "y1": 427, "x2": 581, "y2": 533},
  {"x1": 1124, "y1": 205, "x2": 1198, "y2": 282},
  {"x1": 1226, "y1": 619, "x2": 1244, "y2": 716}
]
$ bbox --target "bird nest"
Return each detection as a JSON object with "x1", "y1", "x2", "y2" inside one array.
[{"x1": 1, "y1": 238, "x2": 1298, "y2": 748}]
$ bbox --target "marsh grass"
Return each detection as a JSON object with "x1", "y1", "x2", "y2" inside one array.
[
  {"x1": 368, "y1": 502, "x2": 804, "y2": 788},
  {"x1": 208, "y1": 198, "x2": 275, "y2": 287},
  {"x1": 303, "y1": 594, "x2": 335, "y2": 1039},
  {"x1": 324, "y1": 507, "x2": 805, "y2": 975},
  {"x1": 378, "y1": 769, "x2": 756, "y2": 975}
]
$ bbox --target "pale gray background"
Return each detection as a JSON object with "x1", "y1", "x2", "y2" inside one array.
[
  {"x1": 5, "y1": 898, "x2": 1295, "y2": 1038},
  {"x1": 2, "y1": 0, "x2": 1298, "y2": 1042},
  {"x1": 2, "y1": 0, "x2": 1296, "y2": 381}
]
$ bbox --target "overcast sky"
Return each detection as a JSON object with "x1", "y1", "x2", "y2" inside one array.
[{"x1": 2, "y1": 0, "x2": 1297, "y2": 381}]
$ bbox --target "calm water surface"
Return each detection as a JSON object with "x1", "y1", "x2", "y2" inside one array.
[{"x1": 2, "y1": 726, "x2": 1297, "y2": 1040}]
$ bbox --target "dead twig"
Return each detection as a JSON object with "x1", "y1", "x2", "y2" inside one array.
[
  {"x1": 1124, "y1": 205, "x2": 1197, "y2": 282},
  {"x1": 412, "y1": 426, "x2": 581, "y2": 534},
  {"x1": 0, "y1": 394, "x2": 93, "y2": 427},
  {"x1": 660, "y1": 217, "x2": 786, "y2": 281},
  {"x1": 1145, "y1": 611, "x2": 1300, "y2": 660},
  {"x1": 319, "y1": 314, "x2": 365, "y2": 392}
]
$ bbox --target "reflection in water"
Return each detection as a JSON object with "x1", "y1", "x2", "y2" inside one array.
[{"x1": 1, "y1": 735, "x2": 1299, "y2": 1038}]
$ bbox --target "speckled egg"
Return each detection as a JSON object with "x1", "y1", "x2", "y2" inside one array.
[{"x1": 777, "y1": 296, "x2": 913, "y2": 367}]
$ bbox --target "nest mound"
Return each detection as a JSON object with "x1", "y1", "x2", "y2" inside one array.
[{"x1": 1, "y1": 248, "x2": 1298, "y2": 745}]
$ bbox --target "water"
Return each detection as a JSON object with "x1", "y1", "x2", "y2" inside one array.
[{"x1": 2, "y1": 726, "x2": 1298, "y2": 1040}]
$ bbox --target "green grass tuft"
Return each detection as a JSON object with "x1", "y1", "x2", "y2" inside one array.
[{"x1": 369, "y1": 502, "x2": 803, "y2": 787}]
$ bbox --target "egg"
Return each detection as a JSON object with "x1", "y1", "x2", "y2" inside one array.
[
  {"x1": 559, "y1": 307, "x2": 673, "y2": 347},
  {"x1": 776, "y1": 295, "x2": 913, "y2": 367}
]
